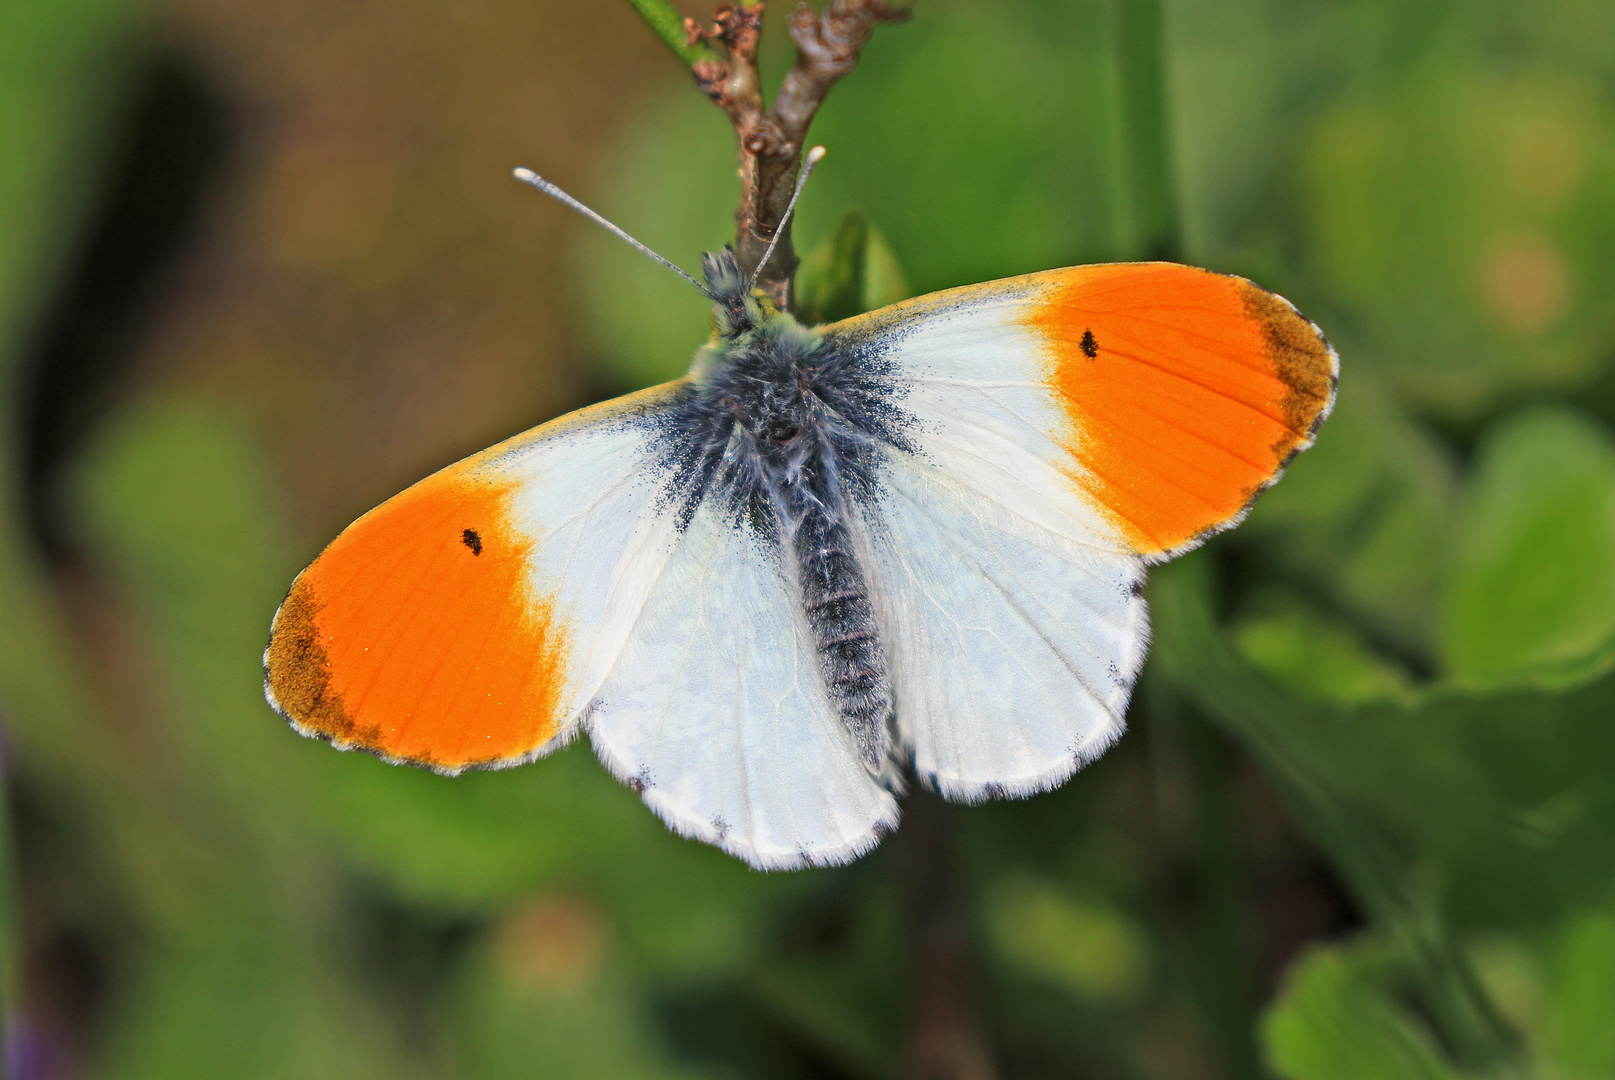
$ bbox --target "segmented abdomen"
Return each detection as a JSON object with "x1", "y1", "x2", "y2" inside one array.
[{"x1": 791, "y1": 504, "x2": 891, "y2": 774}]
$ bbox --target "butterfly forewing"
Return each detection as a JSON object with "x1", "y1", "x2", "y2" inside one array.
[
  {"x1": 824, "y1": 261, "x2": 1336, "y2": 797},
  {"x1": 265, "y1": 385, "x2": 685, "y2": 773}
]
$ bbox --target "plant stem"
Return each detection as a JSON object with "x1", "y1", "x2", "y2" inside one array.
[
  {"x1": 1112, "y1": 0, "x2": 1181, "y2": 261},
  {"x1": 1274, "y1": 778, "x2": 1517, "y2": 1068},
  {"x1": 900, "y1": 791, "x2": 998, "y2": 1080},
  {"x1": 1147, "y1": 686, "x2": 1263, "y2": 1080},
  {"x1": 628, "y1": 0, "x2": 906, "y2": 311},
  {"x1": 623, "y1": 0, "x2": 718, "y2": 66}
]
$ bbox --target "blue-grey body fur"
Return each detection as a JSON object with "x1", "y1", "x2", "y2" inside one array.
[{"x1": 644, "y1": 250, "x2": 916, "y2": 776}]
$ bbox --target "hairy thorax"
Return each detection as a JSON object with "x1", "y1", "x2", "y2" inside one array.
[{"x1": 656, "y1": 251, "x2": 905, "y2": 776}]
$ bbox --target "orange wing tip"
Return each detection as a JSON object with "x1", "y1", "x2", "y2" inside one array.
[
  {"x1": 263, "y1": 576, "x2": 365, "y2": 750},
  {"x1": 263, "y1": 463, "x2": 576, "y2": 773},
  {"x1": 1238, "y1": 278, "x2": 1340, "y2": 458},
  {"x1": 1029, "y1": 263, "x2": 1338, "y2": 559},
  {"x1": 1137, "y1": 278, "x2": 1340, "y2": 562}
]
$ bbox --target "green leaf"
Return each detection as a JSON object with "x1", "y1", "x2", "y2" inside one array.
[
  {"x1": 96, "y1": 926, "x2": 407, "y2": 1080},
  {"x1": 1465, "y1": 934, "x2": 1545, "y2": 1042},
  {"x1": 1441, "y1": 407, "x2": 1615, "y2": 689},
  {"x1": 1151, "y1": 553, "x2": 1615, "y2": 930},
  {"x1": 1543, "y1": 908, "x2": 1615, "y2": 1076},
  {"x1": 794, "y1": 208, "x2": 912, "y2": 324},
  {"x1": 1231, "y1": 599, "x2": 1414, "y2": 707},
  {"x1": 1263, "y1": 941, "x2": 1468, "y2": 1080},
  {"x1": 1235, "y1": 373, "x2": 1457, "y2": 657},
  {"x1": 985, "y1": 875, "x2": 1150, "y2": 1004}
]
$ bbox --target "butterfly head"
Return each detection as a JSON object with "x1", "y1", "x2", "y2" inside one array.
[
  {"x1": 701, "y1": 248, "x2": 769, "y2": 339},
  {"x1": 699, "y1": 145, "x2": 826, "y2": 343},
  {"x1": 688, "y1": 247, "x2": 825, "y2": 393}
]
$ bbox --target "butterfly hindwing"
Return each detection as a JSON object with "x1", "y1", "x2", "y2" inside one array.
[
  {"x1": 859, "y1": 453, "x2": 1144, "y2": 800},
  {"x1": 587, "y1": 494, "x2": 899, "y2": 870}
]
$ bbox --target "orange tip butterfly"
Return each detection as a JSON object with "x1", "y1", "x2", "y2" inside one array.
[{"x1": 265, "y1": 149, "x2": 1337, "y2": 870}]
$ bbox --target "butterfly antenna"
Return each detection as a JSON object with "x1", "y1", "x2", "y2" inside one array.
[
  {"x1": 749, "y1": 145, "x2": 827, "y2": 288},
  {"x1": 513, "y1": 168, "x2": 709, "y2": 296}
]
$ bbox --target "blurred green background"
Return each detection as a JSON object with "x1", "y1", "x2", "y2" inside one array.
[{"x1": 4, "y1": 0, "x2": 1615, "y2": 1077}]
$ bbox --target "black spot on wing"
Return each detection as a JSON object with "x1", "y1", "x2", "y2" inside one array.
[
  {"x1": 460, "y1": 528, "x2": 482, "y2": 555},
  {"x1": 1081, "y1": 327, "x2": 1098, "y2": 358},
  {"x1": 629, "y1": 765, "x2": 653, "y2": 795}
]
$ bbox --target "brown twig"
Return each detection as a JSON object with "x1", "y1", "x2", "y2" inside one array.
[
  {"x1": 900, "y1": 792, "x2": 999, "y2": 1080},
  {"x1": 682, "y1": 0, "x2": 909, "y2": 311}
]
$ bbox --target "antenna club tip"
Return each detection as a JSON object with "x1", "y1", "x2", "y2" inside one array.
[
  {"x1": 513, "y1": 167, "x2": 537, "y2": 181},
  {"x1": 805, "y1": 146, "x2": 827, "y2": 165}
]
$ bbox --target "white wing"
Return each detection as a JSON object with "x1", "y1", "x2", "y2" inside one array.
[
  {"x1": 586, "y1": 495, "x2": 898, "y2": 870},
  {"x1": 860, "y1": 447, "x2": 1144, "y2": 800},
  {"x1": 823, "y1": 263, "x2": 1335, "y2": 799}
]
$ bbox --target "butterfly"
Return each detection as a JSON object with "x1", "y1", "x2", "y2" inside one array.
[{"x1": 264, "y1": 161, "x2": 1337, "y2": 870}]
